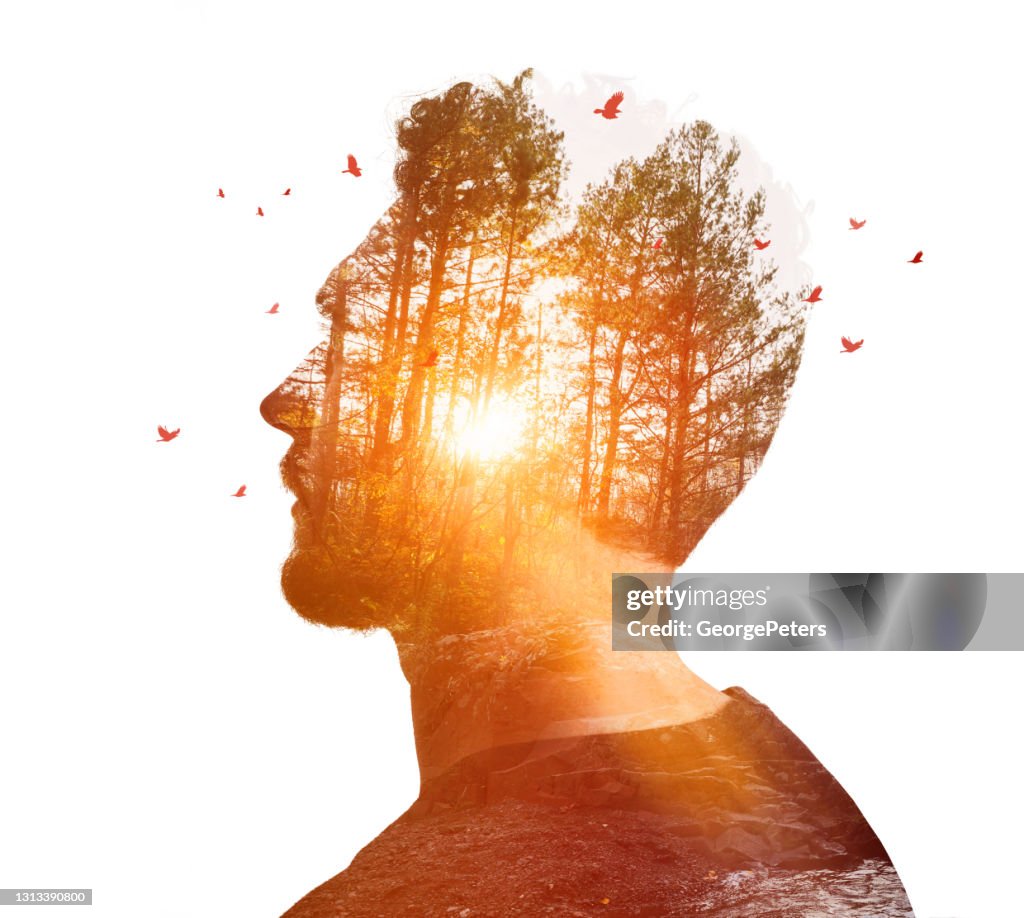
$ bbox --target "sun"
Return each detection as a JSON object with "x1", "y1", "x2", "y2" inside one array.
[{"x1": 452, "y1": 396, "x2": 529, "y2": 462}]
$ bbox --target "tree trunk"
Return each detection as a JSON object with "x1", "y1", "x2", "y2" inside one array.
[
  {"x1": 444, "y1": 234, "x2": 477, "y2": 442},
  {"x1": 701, "y1": 367, "x2": 713, "y2": 492},
  {"x1": 596, "y1": 327, "x2": 629, "y2": 521},
  {"x1": 312, "y1": 280, "x2": 347, "y2": 526},
  {"x1": 482, "y1": 210, "x2": 519, "y2": 412},
  {"x1": 648, "y1": 357, "x2": 674, "y2": 549},
  {"x1": 400, "y1": 235, "x2": 450, "y2": 450},
  {"x1": 371, "y1": 198, "x2": 419, "y2": 467},
  {"x1": 577, "y1": 323, "x2": 598, "y2": 518},
  {"x1": 665, "y1": 317, "x2": 697, "y2": 558}
]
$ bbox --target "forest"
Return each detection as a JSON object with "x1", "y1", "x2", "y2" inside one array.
[{"x1": 272, "y1": 72, "x2": 807, "y2": 634}]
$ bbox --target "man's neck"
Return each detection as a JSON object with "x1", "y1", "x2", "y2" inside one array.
[{"x1": 396, "y1": 621, "x2": 728, "y2": 781}]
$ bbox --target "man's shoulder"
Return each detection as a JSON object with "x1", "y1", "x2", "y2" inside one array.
[
  {"x1": 280, "y1": 796, "x2": 911, "y2": 918},
  {"x1": 281, "y1": 798, "x2": 718, "y2": 917}
]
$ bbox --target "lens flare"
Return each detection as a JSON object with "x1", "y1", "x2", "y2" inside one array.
[{"x1": 452, "y1": 397, "x2": 528, "y2": 462}]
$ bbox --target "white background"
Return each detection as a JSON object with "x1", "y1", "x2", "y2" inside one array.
[{"x1": 1, "y1": 2, "x2": 1021, "y2": 916}]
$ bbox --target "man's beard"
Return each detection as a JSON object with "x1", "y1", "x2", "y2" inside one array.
[
  {"x1": 279, "y1": 525, "x2": 389, "y2": 631},
  {"x1": 276, "y1": 434, "x2": 392, "y2": 630}
]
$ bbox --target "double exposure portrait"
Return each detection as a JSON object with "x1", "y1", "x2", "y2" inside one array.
[{"x1": 260, "y1": 72, "x2": 913, "y2": 916}]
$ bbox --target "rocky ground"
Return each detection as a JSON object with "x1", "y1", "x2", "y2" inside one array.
[
  {"x1": 282, "y1": 798, "x2": 722, "y2": 917},
  {"x1": 281, "y1": 798, "x2": 913, "y2": 917}
]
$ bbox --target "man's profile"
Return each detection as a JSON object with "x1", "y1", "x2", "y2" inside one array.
[{"x1": 260, "y1": 72, "x2": 913, "y2": 916}]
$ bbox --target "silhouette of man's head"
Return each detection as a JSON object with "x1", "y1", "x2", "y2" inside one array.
[{"x1": 260, "y1": 72, "x2": 807, "y2": 638}]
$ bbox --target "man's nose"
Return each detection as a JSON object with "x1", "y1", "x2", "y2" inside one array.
[
  {"x1": 260, "y1": 347, "x2": 323, "y2": 438},
  {"x1": 260, "y1": 384, "x2": 296, "y2": 437}
]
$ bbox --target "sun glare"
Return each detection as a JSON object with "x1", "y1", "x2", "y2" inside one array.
[{"x1": 452, "y1": 397, "x2": 528, "y2": 462}]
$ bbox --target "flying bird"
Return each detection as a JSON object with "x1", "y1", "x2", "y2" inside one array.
[
  {"x1": 652, "y1": 237, "x2": 664, "y2": 249},
  {"x1": 266, "y1": 302, "x2": 280, "y2": 314},
  {"x1": 908, "y1": 250, "x2": 923, "y2": 263},
  {"x1": 754, "y1": 238, "x2": 771, "y2": 250},
  {"x1": 593, "y1": 91, "x2": 623, "y2": 120},
  {"x1": 841, "y1": 336, "x2": 864, "y2": 353},
  {"x1": 849, "y1": 218, "x2": 866, "y2": 230},
  {"x1": 282, "y1": 188, "x2": 291, "y2": 196},
  {"x1": 156, "y1": 426, "x2": 180, "y2": 442},
  {"x1": 217, "y1": 188, "x2": 225, "y2": 198},
  {"x1": 802, "y1": 285, "x2": 824, "y2": 304},
  {"x1": 420, "y1": 348, "x2": 439, "y2": 368},
  {"x1": 256, "y1": 206, "x2": 264, "y2": 216},
  {"x1": 232, "y1": 485, "x2": 247, "y2": 497},
  {"x1": 342, "y1": 154, "x2": 362, "y2": 177}
]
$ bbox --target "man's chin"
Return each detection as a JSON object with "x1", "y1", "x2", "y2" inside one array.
[{"x1": 280, "y1": 546, "x2": 388, "y2": 631}]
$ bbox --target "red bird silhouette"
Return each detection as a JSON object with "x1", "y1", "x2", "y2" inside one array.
[
  {"x1": 908, "y1": 250, "x2": 923, "y2": 263},
  {"x1": 652, "y1": 238, "x2": 664, "y2": 249},
  {"x1": 754, "y1": 238, "x2": 771, "y2": 250},
  {"x1": 232, "y1": 485, "x2": 247, "y2": 497},
  {"x1": 256, "y1": 206, "x2": 264, "y2": 217},
  {"x1": 266, "y1": 302, "x2": 280, "y2": 314},
  {"x1": 849, "y1": 218, "x2": 866, "y2": 230},
  {"x1": 420, "y1": 348, "x2": 439, "y2": 368},
  {"x1": 802, "y1": 285, "x2": 824, "y2": 304},
  {"x1": 156, "y1": 426, "x2": 180, "y2": 443},
  {"x1": 840, "y1": 337, "x2": 864, "y2": 353},
  {"x1": 593, "y1": 91, "x2": 623, "y2": 120},
  {"x1": 282, "y1": 188, "x2": 291, "y2": 196},
  {"x1": 217, "y1": 188, "x2": 225, "y2": 198},
  {"x1": 342, "y1": 154, "x2": 362, "y2": 177}
]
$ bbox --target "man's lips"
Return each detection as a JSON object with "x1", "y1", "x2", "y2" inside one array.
[
  {"x1": 280, "y1": 440, "x2": 309, "y2": 499},
  {"x1": 279, "y1": 441, "x2": 315, "y2": 526}
]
